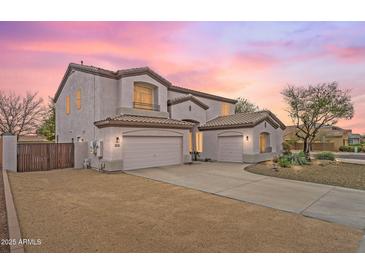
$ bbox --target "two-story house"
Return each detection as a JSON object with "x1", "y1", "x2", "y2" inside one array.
[{"x1": 55, "y1": 63, "x2": 285, "y2": 171}]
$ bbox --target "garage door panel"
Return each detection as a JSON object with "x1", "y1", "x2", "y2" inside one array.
[
  {"x1": 218, "y1": 136, "x2": 243, "y2": 162},
  {"x1": 123, "y1": 136, "x2": 182, "y2": 170}
]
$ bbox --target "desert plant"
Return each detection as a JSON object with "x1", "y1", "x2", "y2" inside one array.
[
  {"x1": 339, "y1": 146, "x2": 355, "y2": 152},
  {"x1": 277, "y1": 152, "x2": 308, "y2": 167},
  {"x1": 315, "y1": 151, "x2": 335, "y2": 161},
  {"x1": 278, "y1": 156, "x2": 291, "y2": 168}
]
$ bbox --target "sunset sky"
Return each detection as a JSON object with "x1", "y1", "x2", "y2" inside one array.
[{"x1": 0, "y1": 22, "x2": 364, "y2": 133}]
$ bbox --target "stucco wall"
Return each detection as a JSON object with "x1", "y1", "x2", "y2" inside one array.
[
  {"x1": 118, "y1": 75, "x2": 168, "y2": 113},
  {"x1": 170, "y1": 100, "x2": 207, "y2": 124},
  {"x1": 88, "y1": 127, "x2": 191, "y2": 171},
  {"x1": 199, "y1": 121, "x2": 283, "y2": 162},
  {"x1": 168, "y1": 90, "x2": 235, "y2": 121},
  {"x1": 55, "y1": 71, "x2": 117, "y2": 143}
]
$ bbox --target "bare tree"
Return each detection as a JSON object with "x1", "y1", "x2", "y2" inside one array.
[
  {"x1": 282, "y1": 82, "x2": 354, "y2": 158},
  {"x1": 235, "y1": 97, "x2": 260, "y2": 113},
  {"x1": 0, "y1": 91, "x2": 44, "y2": 137}
]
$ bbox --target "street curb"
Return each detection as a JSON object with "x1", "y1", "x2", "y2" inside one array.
[
  {"x1": 358, "y1": 234, "x2": 365, "y2": 253},
  {"x1": 2, "y1": 169, "x2": 24, "y2": 253}
]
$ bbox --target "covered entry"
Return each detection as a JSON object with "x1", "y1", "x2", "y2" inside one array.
[{"x1": 123, "y1": 136, "x2": 183, "y2": 170}]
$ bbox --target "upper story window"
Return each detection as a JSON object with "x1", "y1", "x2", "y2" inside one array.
[
  {"x1": 76, "y1": 89, "x2": 81, "y2": 110},
  {"x1": 133, "y1": 82, "x2": 159, "y2": 111},
  {"x1": 220, "y1": 102, "x2": 230, "y2": 116},
  {"x1": 66, "y1": 95, "x2": 70, "y2": 114}
]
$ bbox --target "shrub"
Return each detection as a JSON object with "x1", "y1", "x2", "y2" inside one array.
[
  {"x1": 277, "y1": 152, "x2": 308, "y2": 167},
  {"x1": 315, "y1": 151, "x2": 335, "y2": 161},
  {"x1": 278, "y1": 156, "x2": 291, "y2": 168},
  {"x1": 282, "y1": 141, "x2": 292, "y2": 155},
  {"x1": 339, "y1": 146, "x2": 354, "y2": 152}
]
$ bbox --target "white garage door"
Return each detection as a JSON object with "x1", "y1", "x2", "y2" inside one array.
[
  {"x1": 123, "y1": 136, "x2": 182, "y2": 170},
  {"x1": 218, "y1": 136, "x2": 243, "y2": 162}
]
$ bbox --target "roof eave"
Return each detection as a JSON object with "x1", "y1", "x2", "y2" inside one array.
[{"x1": 94, "y1": 120, "x2": 194, "y2": 129}]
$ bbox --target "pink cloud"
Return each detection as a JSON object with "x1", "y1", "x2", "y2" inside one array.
[{"x1": 327, "y1": 45, "x2": 365, "y2": 62}]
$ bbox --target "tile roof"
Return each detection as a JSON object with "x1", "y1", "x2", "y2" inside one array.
[
  {"x1": 168, "y1": 94, "x2": 210, "y2": 110},
  {"x1": 94, "y1": 115, "x2": 195, "y2": 129},
  {"x1": 199, "y1": 111, "x2": 286, "y2": 130},
  {"x1": 54, "y1": 63, "x2": 237, "y2": 104}
]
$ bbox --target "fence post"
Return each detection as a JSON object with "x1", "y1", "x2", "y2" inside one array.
[{"x1": 2, "y1": 133, "x2": 17, "y2": 172}]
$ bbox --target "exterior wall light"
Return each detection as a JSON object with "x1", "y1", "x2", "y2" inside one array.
[
  {"x1": 115, "y1": 137, "x2": 120, "y2": 147},
  {"x1": 246, "y1": 136, "x2": 249, "y2": 141}
]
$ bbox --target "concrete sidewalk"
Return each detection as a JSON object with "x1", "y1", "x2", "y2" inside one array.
[{"x1": 127, "y1": 162, "x2": 365, "y2": 230}]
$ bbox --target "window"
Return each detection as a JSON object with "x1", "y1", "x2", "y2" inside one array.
[
  {"x1": 188, "y1": 132, "x2": 193, "y2": 153},
  {"x1": 76, "y1": 89, "x2": 81, "y2": 110},
  {"x1": 134, "y1": 83, "x2": 154, "y2": 110},
  {"x1": 220, "y1": 103, "x2": 230, "y2": 116},
  {"x1": 195, "y1": 132, "x2": 203, "y2": 153},
  {"x1": 66, "y1": 95, "x2": 70, "y2": 114},
  {"x1": 259, "y1": 132, "x2": 270, "y2": 153}
]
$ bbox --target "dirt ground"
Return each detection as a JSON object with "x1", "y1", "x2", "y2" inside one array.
[
  {"x1": 246, "y1": 161, "x2": 365, "y2": 190},
  {"x1": 0, "y1": 170, "x2": 10, "y2": 253},
  {"x1": 8, "y1": 169, "x2": 362, "y2": 252}
]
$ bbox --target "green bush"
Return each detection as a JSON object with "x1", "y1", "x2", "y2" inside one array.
[
  {"x1": 339, "y1": 146, "x2": 355, "y2": 152},
  {"x1": 282, "y1": 141, "x2": 292, "y2": 155},
  {"x1": 339, "y1": 145, "x2": 363, "y2": 152},
  {"x1": 315, "y1": 151, "x2": 335, "y2": 161},
  {"x1": 278, "y1": 156, "x2": 291, "y2": 168},
  {"x1": 277, "y1": 152, "x2": 309, "y2": 168}
]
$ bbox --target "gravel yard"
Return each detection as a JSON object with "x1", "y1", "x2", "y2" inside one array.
[
  {"x1": 0, "y1": 170, "x2": 10, "y2": 253},
  {"x1": 246, "y1": 161, "x2": 365, "y2": 190},
  {"x1": 8, "y1": 169, "x2": 362, "y2": 252}
]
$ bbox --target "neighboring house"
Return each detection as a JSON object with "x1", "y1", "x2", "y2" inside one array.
[
  {"x1": 284, "y1": 125, "x2": 350, "y2": 151},
  {"x1": 348, "y1": 133, "x2": 362, "y2": 145},
  {"x1": 55, "y1": 63, "x2": 285, "y2": 171}
]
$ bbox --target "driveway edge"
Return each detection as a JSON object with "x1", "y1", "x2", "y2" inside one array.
[{"x1": 2, "y1": 170, "x2": 24, "y2": 253}]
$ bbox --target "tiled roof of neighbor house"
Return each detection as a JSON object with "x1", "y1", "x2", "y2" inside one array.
[
  {"x1": 94, "y1": 115, "x2": 195, "y2": 129},
  {"x1": 54, "y1": 63, "x2": 237, "y2": 104},
  {"x1": 167, "y1": 94, "x2": 210, "y2": 110},
  {"x1": 199, "y1": 111, "x2": 286, "y2": 130}
]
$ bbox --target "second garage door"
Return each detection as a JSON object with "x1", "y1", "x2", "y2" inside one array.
[
  {"x1": 218, "y1": 136, "x2": 243, "y2": 162},
  {"x1": 123, "y1": 136, "x2": 182, "y2": 170}
]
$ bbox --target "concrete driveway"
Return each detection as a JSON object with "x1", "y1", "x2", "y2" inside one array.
[{"x1": 127, "y1": 162, "x2": 365, "y2": 230}]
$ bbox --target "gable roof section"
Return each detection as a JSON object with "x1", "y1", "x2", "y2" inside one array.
[
  {"x1": 199, "y1": 111, "x2": 286, "y2": 131},
  {"x1": 167, "y1": 94, "x2": 209, "y2": 110},
  {"x1": 94, "y1": 114, "x2": 195, "y2": 129},
  {"x1": 54, "y1": 63, "x2": 237, "y2": 104}
]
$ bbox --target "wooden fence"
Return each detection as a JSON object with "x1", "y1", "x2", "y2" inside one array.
[
  {"x1": 292, "y1": 142, "x2": 336, "y2": 152},
  {"x1": 17, "y1": 143, "x2": 74, "y2": 172}
]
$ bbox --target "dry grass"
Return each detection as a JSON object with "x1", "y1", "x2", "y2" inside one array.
[
  {"x1": 8, "y1": 169, "x2": 362, "y2": 252},
  {"x1": 246, "y1": 161, "x2": 365, "y2": 190}
]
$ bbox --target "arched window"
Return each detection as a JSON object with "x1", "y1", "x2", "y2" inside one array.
[{"x1": 259, "y1": 132, "x2": 271, "y2": 153}]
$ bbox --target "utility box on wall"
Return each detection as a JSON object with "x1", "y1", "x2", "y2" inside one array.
[{"x1": 97, "y1": 140, "x2": 103, "y2": 158}]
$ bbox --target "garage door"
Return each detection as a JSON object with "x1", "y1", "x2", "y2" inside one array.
[
  {"x1": 123, "y1": 136, "x2": 182, "y2": 170},
  {"x1": 218, "y1": 136, "x2": 243, "y2": 162}
]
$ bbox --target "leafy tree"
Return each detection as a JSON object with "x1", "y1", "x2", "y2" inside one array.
[
  {"x1": 0, "y1": 91, "x2": 44, "y2": 137},
  {"x1": 235, "y1": 97, "x2": 259, "y2": 113},
  {"x1": 282, "y1": 82, "x2": 354, "y2": 158},
  {"x1": 38, "y1": 97, "x2": 55, "y2": 141}
]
